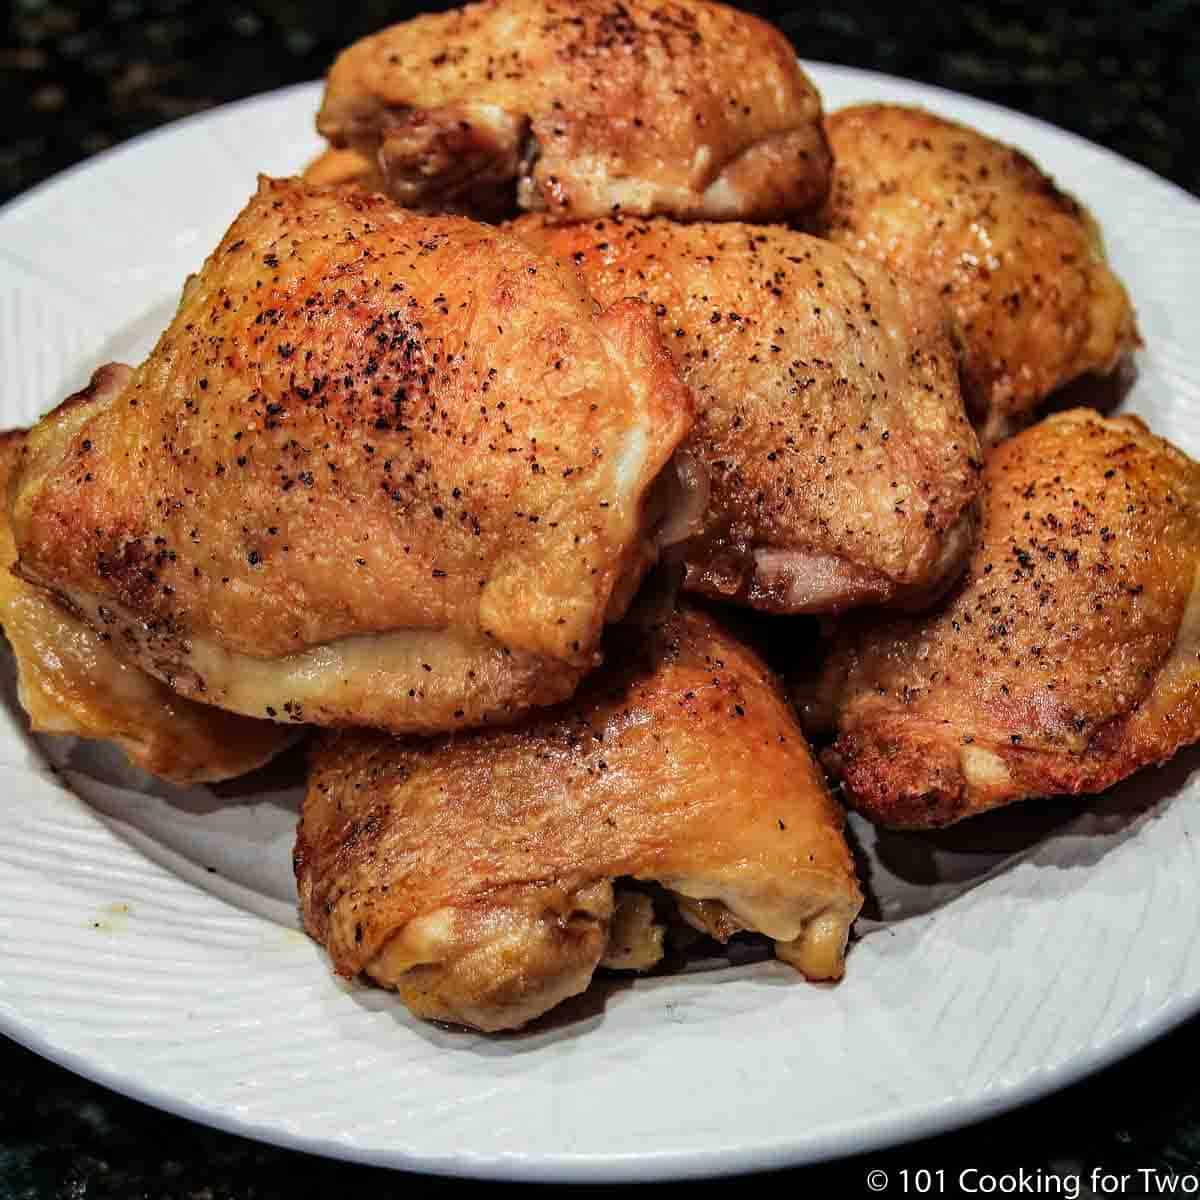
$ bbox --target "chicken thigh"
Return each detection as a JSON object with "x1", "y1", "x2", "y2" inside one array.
[
  {"x1": 0, "y1": 426, "x2": 289, "y2": 784},
  {"x1": 316, "y1": 0, "x2": 831, "y2": 224},
  {"x1": 806, "y1": 410, "x2": 1200, "y2": 828},
  {"x1": 822, "y1": 104, "x2": 1139, "y2": 443},
  {"x1": 296, "y1": 606, "x2": 863, "y2": 1031},
  {"x1": 516, "y1": 216, "x2": 982, "y2": 613},
  {"x1": 9, "y1": 178, "x2": 694, "y2": 734}
]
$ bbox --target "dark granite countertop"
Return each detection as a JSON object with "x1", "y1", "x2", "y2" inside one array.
[{"x1": 3, "y1": 1, "x2": 1200, "y2": 1194}]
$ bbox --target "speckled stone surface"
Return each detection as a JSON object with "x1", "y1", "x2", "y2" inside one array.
[{"x1": 2, "y1": 1, "x2": 1200, "y2": 1193}]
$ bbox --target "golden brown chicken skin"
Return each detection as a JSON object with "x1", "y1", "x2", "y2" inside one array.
[
  {"x1": 301, "y1": 146, "x2": 381, "y2": 190},
  {"x1": 0, "y1": 426, "x2": 289, "y2": 784},
  {"x1": 516, "y1": 216, "x2": 982, "y2": 613},
  {"x1": 317, "y1": 0, "x2": 831, "y2": 224},
  {"x1": 822, "y1": 104, "x2": 1139, "y2": 443},
  {"x1": 9, "y1": 178, "x2": 694, "y2": 735},
  {"x1": 296, "y1": 606, "x2": 863, "y2": 1032},
  {"x1": 806, "y1": 410, "x2": 1200, "y2": 828}
]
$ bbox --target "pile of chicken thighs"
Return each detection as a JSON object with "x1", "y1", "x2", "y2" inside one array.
[{"x1": 10, "y1": 0, "x2": 1194, "y2": 1033}]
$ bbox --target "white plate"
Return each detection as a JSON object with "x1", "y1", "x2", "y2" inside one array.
[{"x1": 1, "y1": 64, "x2": 1199, "y2": 1183}]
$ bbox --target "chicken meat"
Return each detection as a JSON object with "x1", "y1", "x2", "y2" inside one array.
[
  {"x1": 0, "y1": 425, "x2": 289, "y2": 783},
  {"x1": 301, "y1": 146, "x2": 382, "y2": 191},
  {"x1": 296, "y1": 605, "x2": 863, "y2": 1031},
  {"x1": 316, "y1": 0, "x2": 831, "y2": 224},
  {"x1": 515, "y1": 215, "x2": 982, "y2": 613},
  {"x1": 9, "y1": 177, "x2": 695, "y2": 735},
  {"x1": 806, "y1": 409, "x2": 1200, "y2": 828},
  {"x1": 822, "y1": 104, "x2": 1139, "y2": 443}
]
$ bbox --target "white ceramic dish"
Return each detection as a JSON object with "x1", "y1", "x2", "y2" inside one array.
[{"x1": 1, "y1": 64, "x2": 1199, "y2": 1183}]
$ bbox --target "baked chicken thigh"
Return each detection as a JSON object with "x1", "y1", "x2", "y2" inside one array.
[
  {"x1": 9, "y1": 178, "x2": 694, "y2": 734},
  {"x1": 316, "y1": 0, "x2": 831, "y2": 224},
  {"x1": 296, "y1": 606, "x2": 863, "y2": 1031},
  {"x1": 806, "y1": 410, "x2": 1200, "y2": 828},
  {"x1": 822, "y1": 104, "x2": 1138, "y2": 443},
  {"x1": 0, "y1": 427, "x2": 289, "y2": 783},
  {"x1": 516, "y1": 216, "x2": 982, "y2": 613}
]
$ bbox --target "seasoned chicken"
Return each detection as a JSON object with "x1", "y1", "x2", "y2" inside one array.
[
  {"x1": 296, "y1": 606, "x2": 863, "y2": 1031},
  {"x1": 301, "y1": 146, "x2": 381, "y2": 190},
  {"x1": 0, "y1": 426, "x2": 289, "y2": 784},
  {"x1": 317, "y1": 0, "x2": 831, "y2": 224},
  {"x1": 806, "y1": 410, "x2": 1200, "y2": 828},
  {"x1": 515, "y1": 216, "x2": 982, "y2": 613},
  {"x1": 9, "y1": 178, "x2": 695, "y2": 735},
  {"x1": 822, "y1": 104, "x2": 1139, "y2": 443}
]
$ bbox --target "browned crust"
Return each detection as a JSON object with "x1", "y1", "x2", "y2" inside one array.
[
  {"x1": 822, "y1": 103, "x2": 1140, "y2": 441},
  {"x1": 296, "y1": 606, "x2": 862, "y2": 985},
  {"x1": 317, "y1": 0, "x2": 831, "y2": 223},
  {"x1": 814, "y1": 409, "x2": 1200, "y2": 828},
  {"x1": 9, "y1": 179, "x2": 695, "y2": 734},
  {"x1": 514, "y1": 214, "x2": 982, "y2": 613}
]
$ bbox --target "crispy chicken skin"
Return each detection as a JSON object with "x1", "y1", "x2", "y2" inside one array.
[
  {"x1": 9, "y1": 178, "x2": 694, "y2": 734},
  {"x1": 0, "y1": 427, "x2": 288, "y2": 783},
  {"x1": 296, "y1": 606, "x2": 863, "y2": 1031},
  {"x1": 806, "y1": 410, "x2": 1200, "y2": 828},
  {"x1": 301, "y1": 146, "x2": 382, "y2": 191},
  {"x1": 316, "y1": 0, "x2": 831, "y2": 224},
  {"x1": 515, "y1": 216, "x2": 982, "y2": 613},
  {"x1": 822, "y1": 104, "x2": 1139, "y2": 443}
]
